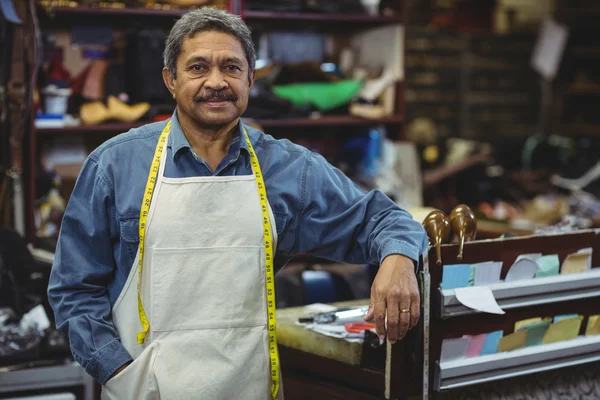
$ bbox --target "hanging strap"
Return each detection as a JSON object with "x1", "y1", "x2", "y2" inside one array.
[{"x1": 6, "y1": 0, "x2": 26, "y2": 175}]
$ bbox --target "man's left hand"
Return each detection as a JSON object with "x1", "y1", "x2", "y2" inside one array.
[{"x1": 364, "y1": 254, "x2": 420, "y2": 344}]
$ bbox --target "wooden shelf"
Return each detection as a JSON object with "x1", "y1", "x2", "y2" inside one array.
[
  {"x1": 34, "y1": 115, "x2": 403, "y2": 135},
  {"x1": 35, "y1": 123, "x2": 143, "y2": 135},
  {"x1": 38, "y1": 5, "x2": 188, "y2": 17},
  {"x1": 252, "y1": 115, "x2": 403, "y2": 128},
  {"x1": 38, "y1": 6, "x2": 403, "y2": 26},
  {"x1": 243, "y1": 10, "x2": 402, "y2": 24}
]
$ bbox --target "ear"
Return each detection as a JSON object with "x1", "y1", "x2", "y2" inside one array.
[
  {"x1": 162, "y1": 67, "x2": 176, "y2": 99},
  {"x1": 248, "y1": 69, "x2": 255, "y2": 89}
]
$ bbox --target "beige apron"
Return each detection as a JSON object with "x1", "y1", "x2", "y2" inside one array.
[{"x1": 102, "y1": 127, "x2": 281, "y2": 399}]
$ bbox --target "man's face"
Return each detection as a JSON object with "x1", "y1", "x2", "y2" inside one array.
[{"x1": 164, "y1": 30, "x2": 253, "y2": 128}]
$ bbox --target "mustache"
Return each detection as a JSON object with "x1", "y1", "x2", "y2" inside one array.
[{"x1": 194, "y1": 91, "x2": 238, "y2": 103}]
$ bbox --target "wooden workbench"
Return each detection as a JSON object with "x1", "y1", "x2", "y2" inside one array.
[{"x1": 276, "y1": 300, "x2": 421, "y2": 400}]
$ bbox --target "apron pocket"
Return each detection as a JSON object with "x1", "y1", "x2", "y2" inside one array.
[
  {"x1": 153, "y1": 327, "x2": 269, "y2": 400},
  {"x1": 151, "y1": 246, "x2": 266, "y2": 331},
  {"x1": 102, "y1": 341, "x2": 160, "y2": 400}
]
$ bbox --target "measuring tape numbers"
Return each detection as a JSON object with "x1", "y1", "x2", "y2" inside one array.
[{"x1": 244, "y1": 128, "x2": 280, "y2": 399}]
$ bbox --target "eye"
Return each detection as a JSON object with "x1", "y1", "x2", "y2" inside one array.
[
  {"x1": 225, "y1": 65, "x2": 241, "y2": 72},
  {"x1": 190, "y1": 64, "x2": 206, "y2": 72}
]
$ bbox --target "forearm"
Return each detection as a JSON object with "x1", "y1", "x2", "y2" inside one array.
[
  {"x1": 295, "y1": 152, "x2": 428, "y2": 265},
  {"x1": 365, "y1": 194, "x2": 429, "y2": 264},
  {"x1": 48, "y1": 252, "x2": 132, "y2": 384}
]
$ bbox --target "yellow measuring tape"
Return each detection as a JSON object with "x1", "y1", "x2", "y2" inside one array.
[
  {"x1": 135, "y1": 121, "x2": 280, "y2": 398},
  {"x1": 243, "y1": 128, "x2": 280, "y2": 399},
  {"x1": 136, "y1": 120, "x2": 170, "y2": 345}
]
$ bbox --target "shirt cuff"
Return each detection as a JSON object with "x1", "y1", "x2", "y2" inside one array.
[
  {"x1": 86, "y1": 338, "x2": 133, "y2": 385},
  {"x1": 380, "y1": 239, "x2": 422, "y2": 265}
]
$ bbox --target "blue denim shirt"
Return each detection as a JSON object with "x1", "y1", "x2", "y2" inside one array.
[{"x1": 47, "y1": 111, "x2": 428, "y2": 385}]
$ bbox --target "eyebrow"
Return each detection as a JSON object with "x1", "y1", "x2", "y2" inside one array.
[
  {"x1": 187, "y1": 56, "x2": 210, "y2": 65},
  {"x1": 186, "y1": 56, "x2": 244, "y2": 65},
  {"x1": 224, "y1": 57, "x2": 243, "y2": 65}
]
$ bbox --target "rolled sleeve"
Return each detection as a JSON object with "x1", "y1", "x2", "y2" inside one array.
[
  {"x1": 294, "y1": 152, "x2": 428, "y2": 265},
  {"x1": 380, "y1": 239, "x2": 423, "y2": 265},
  {"x1": 47, "y1": 157, "x2": 131, "y2": 383},
  {"x1": 89, "y1": 338, "x2": 133, "y2": 385}
]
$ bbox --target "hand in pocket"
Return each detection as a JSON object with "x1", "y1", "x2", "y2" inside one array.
[{"x1": 109, "y1": 361, "x2": 133, "y2": 381}]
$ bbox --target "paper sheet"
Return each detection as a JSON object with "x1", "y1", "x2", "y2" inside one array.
[
  {"x1": 304, "y1": 303, "x2": 338, "y2": 314},
  {"x1": 554, "y1": 314, "x2": 579, "y2": 322},
  {"x1": 441, "y1": 264, "x2": 472, "y2": 290},
  {"x1": 531, "y1": 18, "x2": 569, "y2": 80},
  {"x1": 535, "y1": 254, "x2": 560, "y2": 278},
  {"x1": 473, "y1": 261, "x2": 503, "y2": 286},
  {"x1": 481, "y1": 330, "x2": 503, "y2": 355},
  {"x1": 20, "y1": 304, "x2": 51, "y2": 334},
  {"x1": 523, "y1": 321, "x2": 551, "y2": 347},
  {"x1": 304, "y1": 323, "x2": 365, "y2": 343},
  {"x1": 468, "y1": 264, "x2": 475, "y2": 287},
  {"x1": 542, "y1": 316, "x2": 583, "y2": 344},
  {"x1": 505, "y1": 258, "x2": 538, "y2": 282},
  {"x1": 561, "y1": 253, "x2": 591, "y2": 274},
  {"x1": 455, "y1": 286, "x2": 505, "y2": 315},
  {"x1": 463, "y1": 333, "x2": 487, "y2": 357},
  {"x1": 440, "y1": 337, "x2": 471, "y2": 362},
  {"x1": 515, "y1": 317, "x2": 542, "y2": 332},
  {"x1": 498, "y1": 330, "x2": 527, "y2": 352},
  {"x1": 586, "y1": 315, "x2": 600, "y2": 336},
  {"x1": 516, "y1": 253, "x2": 542, "y2": 262}
]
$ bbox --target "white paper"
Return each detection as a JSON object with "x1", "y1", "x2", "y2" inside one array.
[
  {"x1": 516, "y1": 253, "x2": 542, "y2": 262},
  {"x1": 440, "y1": 337, "x2": 471, "y2": 362},
  {"x1": 304, "y1": 303, "x2": 337, "y2": 314},
  {"x1": 455, "y1": 286, "x2": 505, "y2": 315},
  {"x1": 578, "y1": 248, "x2": 593, "y2": 270},
  {"x1": 505, "y1": 258, "x2": 538, "y2": 282},
  {"x1": 20, "y1": 304, "x2": 51, "y2": 334},
  {"x1": 473, "y1": 261, "x2": 503, "y2": 286},
  {"x1": 303, "y1": 323, "x2": 366, "y2": 343},
  {"x1": 531, "y1": 19, "x2": 569, "y2": 80}
]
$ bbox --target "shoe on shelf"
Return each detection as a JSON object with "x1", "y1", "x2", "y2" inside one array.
[
  {"x1": 107, "y1": 96, "x2": 151, "y2": 123},
  {"x1": 80, "y1": 101, "x2": 111, "y2": 126},
  {"x1": 79, "y1": 96, "x2": 150, "y2": 125}
]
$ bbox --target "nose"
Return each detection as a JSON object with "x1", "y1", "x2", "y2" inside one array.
[{"x1": 204, "y1": 68, "x2": 228, "y2": 91}]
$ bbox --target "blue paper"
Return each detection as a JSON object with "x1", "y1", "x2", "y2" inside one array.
[
  {"x1": 441, "y1": 264, "x2": 472, "y2": 290},
  {"x1": 554, "y1": 314, "x2": 579, "y2": 322},
  {"x1": 481, "y1": 330, "x2": 503, "y2": 355}
]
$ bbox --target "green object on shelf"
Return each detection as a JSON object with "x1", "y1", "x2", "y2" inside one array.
[
  {"x1": 272, "y1": 80, "x2": 363, "y2": 112},
  {"x1": 521, "y1": 321, "x2": 551, "y2": 347},
  {"x1": 535, "y1": 254, "x2": 560, "y2": 278}
]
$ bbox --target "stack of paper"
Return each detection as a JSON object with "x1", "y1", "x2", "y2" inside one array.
[
  {"x1": 506, "y1": 254, "x2": 541, "y2": 282},
  {"x1": 587, "y1": 315, "x2": 600, "y2": 336},
  {"x1": 441, "y1": 313, "x2": 597, "y2": 361},
  {"x1": 440, "y1": 330, "x2": 503, "y2": 359},
  {"x1": 561, "y1": 248, "x2": 592, "y2": 274}
]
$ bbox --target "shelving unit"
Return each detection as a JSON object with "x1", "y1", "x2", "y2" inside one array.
[
  {"x1": 34, "y1": 115, "x2": 404, "y2": 137},
  {"x1": 440, "y1": 268, "x2": 600, "y2": 318},
  {"x1": 27, "y1": 2, "x2": 409, "y2": 242},
  {"x1": 392, "y1": 229, "x2": 600, "y2": 398},
  {"x1": 437, "y1": 335, "x2": 600, "y2": 391}
]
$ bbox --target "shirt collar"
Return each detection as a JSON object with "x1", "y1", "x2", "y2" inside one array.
[{"x1": 169, "y1": 109, "x2": 249, "y2": 162}]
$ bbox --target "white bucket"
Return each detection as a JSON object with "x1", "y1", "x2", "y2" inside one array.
[{"x1": 43, "y1": 86, "x2": 71, "y2": 115}]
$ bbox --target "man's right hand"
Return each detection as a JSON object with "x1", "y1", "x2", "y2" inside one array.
[{"x1": 109, "y1": 361, "x2": 132, "y2": 381}]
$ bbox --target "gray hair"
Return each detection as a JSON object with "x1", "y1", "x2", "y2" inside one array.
[{"x1": 163, "y1": 8, "x2": 255, "y2": 80}]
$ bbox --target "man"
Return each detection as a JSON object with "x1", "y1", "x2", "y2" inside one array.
[{"x1": 48, "y1": 7, "x2": 428, "y2": 400}]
